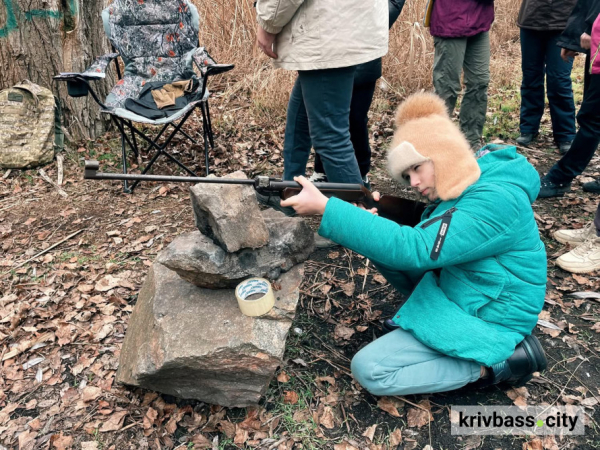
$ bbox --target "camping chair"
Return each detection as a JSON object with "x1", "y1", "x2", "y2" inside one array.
[{"x1": 54, "y1": 0, "x2": 233, "y2": 193}]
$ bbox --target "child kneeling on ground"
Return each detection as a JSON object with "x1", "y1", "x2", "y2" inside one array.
[{"x1": 281, "y1": 92, "x2": 548, "y2": 396}]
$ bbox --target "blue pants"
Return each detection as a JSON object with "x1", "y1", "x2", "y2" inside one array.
[
  {"x1": 519, "y1": 28, "x2": 576, "y2": 143},
  {"x1": 351, "y1": 328, "x2": 481, "y2": 396},
  {"x1": 283, "y1": 67, "x2": 362, "y2": 184},
  {"x1": 314, "y1": 80, "x2": 377, "y2": 178}
]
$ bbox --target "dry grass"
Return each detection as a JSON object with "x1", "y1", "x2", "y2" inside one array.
[{"x1": 193, "y1": 0, "x2": 523, "y2": 121}]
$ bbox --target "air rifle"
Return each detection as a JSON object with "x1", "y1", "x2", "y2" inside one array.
[{"x1": 83, "y1": 161, "x2": 426, "y2": 227}]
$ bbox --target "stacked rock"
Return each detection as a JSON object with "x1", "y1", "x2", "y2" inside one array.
[{"x1": 116, "y1": 172, "x2": 314, "y2": 407}]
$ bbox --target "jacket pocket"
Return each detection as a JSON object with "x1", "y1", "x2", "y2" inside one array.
[
  {"x1": 441, "y1": 263, "x2": 506, "y2": 316},
  {"x1": 290, "y1": 0, "x2": 320, "y2": 44}
]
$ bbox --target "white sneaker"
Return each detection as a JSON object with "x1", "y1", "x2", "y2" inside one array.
[
  {"x1": 553, "y1": 222, "x2": 596, "y2": 246},
  {"x1": 308, "y1": 172, "x2": 328, "y2": 183},
  {"x1": 556, "y1": 236, "x2": 600, "y2": 273}
]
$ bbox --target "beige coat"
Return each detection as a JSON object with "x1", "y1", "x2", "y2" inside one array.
[{"x1": 256, "y1": 0, "x2": 389, "y2": 71}]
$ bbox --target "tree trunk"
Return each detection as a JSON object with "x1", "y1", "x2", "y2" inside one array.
[{"x1": 0, "y1": 0, "x2": 114, "y2": 141}]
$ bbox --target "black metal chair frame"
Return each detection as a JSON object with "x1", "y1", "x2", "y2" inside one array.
[{"x1": 55, "y1": 55, "x2": 233, "y2": 193}]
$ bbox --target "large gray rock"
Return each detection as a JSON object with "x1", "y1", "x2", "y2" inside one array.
[
  {"x1": 116, "y1": 262, "x2": 303, "y2": 407},
  {"x1": 157, "y1": 209, "x2": 314, "y2": 289},
  {"x1": 190, "y1": 171, "x2": 269, "y2": 252}
]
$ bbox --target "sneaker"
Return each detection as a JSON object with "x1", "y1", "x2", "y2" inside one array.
[
  {"x1": 314, "y1": 232, "x2": 339, "y2": 249},
  {"x1": 362, "y1": 174, "x2": 372, "y2": 191},
  {"x1": 537, "y1": 178, "x2": 571, "y2": 199},
  {"x1": 557, "y1": 140, "x2": 573, "y2": 155},
  {"x1": 553, "y1": 222, "x2": 596, "y2": 246},
  {"x1": 516, "y1": 133, "x2": 538, "y2": 146},
  {"x1": 488, "y1": 335, "x2": 547, "y2": 387},
  {"x1": 582, "y1": 179, "x2": 600, "y2": 193},
  {"x1": 255, "y1": 191, "x2": 297, "y2": 217},
  {"x1": 308, "y1": 172, "x2": 328, "y2": 183},
  {"x1": 556, "y1": 236, "x2": 600, "y2": 273}
]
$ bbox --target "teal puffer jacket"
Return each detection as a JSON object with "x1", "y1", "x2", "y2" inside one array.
[{"x1": 319, "y1": 146, "x2": 546, "y2": 366}]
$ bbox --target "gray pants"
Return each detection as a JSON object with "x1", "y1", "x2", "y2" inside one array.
[
  {"x1": 351, "y1": 328, "x2": 481, "y2": 396},
  {"x1": 433, "y1": 32, "x2": 490, "y2": 149}
]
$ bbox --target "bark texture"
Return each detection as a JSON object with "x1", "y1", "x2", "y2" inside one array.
[{"x1": 0, "y1": 0, "x2": 113, "y2": 140}]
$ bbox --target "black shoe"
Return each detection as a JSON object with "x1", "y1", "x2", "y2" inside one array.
[
  {"x1": 516, "y1": 133, "x2": 538, "y2": 146},
  {"x1": 557, "y1": 140, "x2": 573, "y2": 155},
  {"x1": 489, "y1": 335, "x2": 547, "y2": 387},
  {"x1": 382, "y1": 319, "x2": 401, "y2": 334},
  {"x1": 255, "y1": 191, "x2": 297, "y2": 217},
  {"x1": 537, "y1": 178, "x2": 571, "y2": 199},
  {"x1": 583, "y1": 179, "x2": 600, "y2": 194}
]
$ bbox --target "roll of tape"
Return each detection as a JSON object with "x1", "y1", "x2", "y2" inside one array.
[{"x1": 235, "y1": 278, "x2": 275, "y2": 317}]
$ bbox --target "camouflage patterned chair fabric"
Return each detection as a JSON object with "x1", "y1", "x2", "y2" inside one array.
[
  {"x1": 98, "y1": 0, "x2": 215, "y2": 123},
  {"x1": 55, "y1": 0, "x2": 233, "y2": 192}
]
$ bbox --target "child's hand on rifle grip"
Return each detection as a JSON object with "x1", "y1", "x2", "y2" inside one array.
[
  {"x1": 280, "y1": 176, "x2": 329, "y2": 215},
  {"x1": 355, "y1": 191, "x2": 380, "y2": 215}
]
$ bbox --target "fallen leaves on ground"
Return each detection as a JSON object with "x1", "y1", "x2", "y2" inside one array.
[
  {"x1": 283, "y1": 390, "x2": 299, "y2": 405},
  {"x1": 377, "y1": 397, "x2": 404, "y2": 417}
]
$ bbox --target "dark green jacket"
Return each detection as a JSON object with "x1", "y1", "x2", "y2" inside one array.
[{"x1": 319, "y1": 146, "x2": 546, "y2": 366}]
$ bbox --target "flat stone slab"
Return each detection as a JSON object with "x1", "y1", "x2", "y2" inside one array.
[{"x1": 115, "y1": 262, "x2": 304, "y2": 407}]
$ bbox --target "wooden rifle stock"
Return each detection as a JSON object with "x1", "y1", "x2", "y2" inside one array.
[{"x1": 281, "y1": 186, "x2": 426, "y2": 227}]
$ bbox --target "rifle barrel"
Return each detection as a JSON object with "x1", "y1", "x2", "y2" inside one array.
[
  {"x1": 84, "y1": 160, "x2": 255, "y2": 185},
  {"x1": 83, "y1": 160, "x2": 365, "y2": 190},
  {"x1": 86, "y1": 171, "x2": 257, "y2": 185}
]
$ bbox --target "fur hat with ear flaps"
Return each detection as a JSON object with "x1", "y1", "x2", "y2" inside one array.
[{"x1": 387, "y1": 92, "x2": 481, "y2": 201}]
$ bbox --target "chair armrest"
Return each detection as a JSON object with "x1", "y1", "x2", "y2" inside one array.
[
  {"x1": 192, "y1": 47, "x2": 217, "y2": 75},
  {"x1": 205, "y1": 64, "x2": 235, "y2": 77},
  {"x1": 54, "y1": 53, "x2": 119, "y2": 81},
  {"x1": 82, "y1": 52, "x2": 119, "y2": 78}
]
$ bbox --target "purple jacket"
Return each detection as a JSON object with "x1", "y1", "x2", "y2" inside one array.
[{"x1": 430, "y1": 0, "x2": 495, "y2": 38}]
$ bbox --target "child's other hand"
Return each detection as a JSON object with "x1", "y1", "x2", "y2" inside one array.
[
  {"x1": 355, "y1": 191, "x2": 380, "y2": 215},
  {"x1": 280, "y1": 176, "x2": 329, "y2": 215}
]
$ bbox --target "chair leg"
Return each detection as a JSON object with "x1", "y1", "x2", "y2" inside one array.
[
  {"x1": 127, "y1": 110, "x2": 197, "y2": 190},
  {"x1": 120, "y1": 128, "x2": 131, "y2": 194},
  {"x1": 111, "y1": 117, "x2": 133, "y2": 193},
  {"x1": 127, "y1": 120, "x2": 140, "y2": 158},
  {"x1": 113, "y1": 117, "x2": 138, "y2": 159},
  {"x1": 111, "y1": 107, "x2": 200, "y2": 192},
  {"x1": 129, "y1": 147, "x2": 164, "y2": 192},
  {"x1": 204, "y1": 101, "x2": 215, "y2": 149},
  {"x1": 200, "y1": 103, "x2": 211, "y2": 176},
  {"x1": 141, "y1": 124, "x2": 170, "y2": 155},
  {"x1": 163, "y1": 151, "x2": 197, "y2": 177},
  {"x1": 204, "y1": 127, "x2": 210, "y2": 177},
  {"x1": 170, "y1": 123, "x2": 197, "y2": 144}
]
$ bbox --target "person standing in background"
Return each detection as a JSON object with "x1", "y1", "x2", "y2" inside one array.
[
  {"x1": 516, "y1": 0, "x2": 578, "y2": 154},
  {"x1": 548, "y1": 12, "x2": 600, "y2": 273},
  {"x1": 255, "y1": 0, "x2": 388, "y2": 215},
  {"x1": 536, "y1": 0, "x2": 600, "y2": 198},
  {"x1": 427, "y1": 0, "x2": 495, "y2": 150},
  {"x1": 309, "y1": 0, "x2": 406, "y2": 190}
]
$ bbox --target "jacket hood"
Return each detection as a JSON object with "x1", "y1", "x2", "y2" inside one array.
[{"x1": 475, "y1": 145, "x2": 540, "y2": 203}]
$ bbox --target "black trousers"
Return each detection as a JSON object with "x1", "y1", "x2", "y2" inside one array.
[
  {"x1": 519, "y1": 28, "x2": 576, "y2": 143},
  {"x1": 545, "y1": 73, "x2": 600, "y2": 186},
  {"x1": 314, "y1": 80, "x2": 377, "y2": 178}
]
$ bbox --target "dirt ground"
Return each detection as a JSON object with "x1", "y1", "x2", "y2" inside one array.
[{"x1": 1, "y1": 82, "x2": 600, "y2": 450}]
